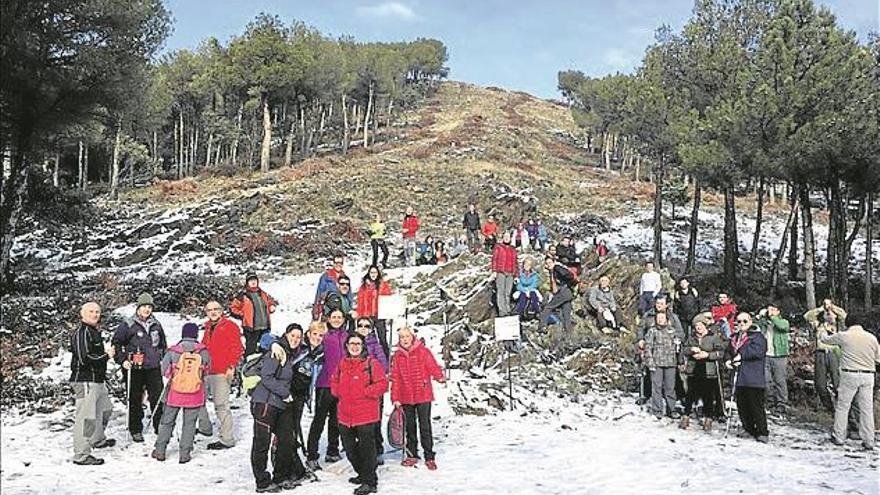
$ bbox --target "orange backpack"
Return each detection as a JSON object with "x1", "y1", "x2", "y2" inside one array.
[{"x1": 171, "y1": 350, "x2": 203, "y2": 394}]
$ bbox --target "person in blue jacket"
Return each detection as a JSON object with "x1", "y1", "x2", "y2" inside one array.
[
  {"x1": 515, "y1": 258, "x2": 541, "y2": 318},
  {"x1": 725, "y1": 312, "x2": 769, "y2": 443}
]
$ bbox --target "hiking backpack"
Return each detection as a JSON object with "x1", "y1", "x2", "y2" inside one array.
[
  {"x1": 241, "y1": 352, "x2": 267, "y2": 396},
  {"x1": 387, "y1": 405, "x2": 405, "y2": 450},
  {"x1": 171, "y1": 350, "x2": 203, "y2": 394}
]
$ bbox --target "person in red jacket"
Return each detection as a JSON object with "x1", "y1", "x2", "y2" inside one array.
[
  {"x1": 391, "y1": 326, "x2": 445, "y2": 470},
  {"x1": 331, "y1": 333, "x2": 388, "y2": 495},
  {"x1": 357, "y1": 265, "x2": 394, "y2": 358},
  {"x1": 197, "y1": 300, "x2": 243, "y2": 450},
  {"x1": 402, "y1": 206, "x2": 420, "y2": 267},
  {"x1": 492, "y1": 231, "x2": 518, "y2": 317},
  {"x1": 710, "y1": 292, "x2": 737, "y2": 339},
  {"x1": 230, "y1": 273, "x2": 278, "y2": 356}
]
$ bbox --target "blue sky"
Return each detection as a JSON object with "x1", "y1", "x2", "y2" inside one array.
[{"x1": 162, "y1": 0, "x2": 878, "y2": 99}]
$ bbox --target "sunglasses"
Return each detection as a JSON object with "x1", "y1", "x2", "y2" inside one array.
[
  {"x1": 737, "y1": 319, "x2": 750, "y2": 323},
  {"x1": 206, "y1": 307, "x2": 222, "y2": 312},
  {"x1": 347, "y1": 342, "x2": 363, "y2": 347},
  {"x1": 339, "y1": 282, "x2": 350, "y2": 286},
  {"x1": 357, "y1": 323, "x2": 372, "y2": 329}
]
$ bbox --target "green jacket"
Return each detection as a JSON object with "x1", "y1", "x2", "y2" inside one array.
[
  {"x1": 368, "y1": 221, "x2": 386, "y2": 240},
  {"x1": 757, "y1": 315, "x2": 791, "y2": 357},
  {"x1": 804, "y1": 305, "x2": 846, "y2": 353},
  {"x1": 679, "y1": 331, "x2": 725, "y2": 378}
]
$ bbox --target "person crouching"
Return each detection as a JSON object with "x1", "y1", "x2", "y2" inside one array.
[{"x1": 331, "y1": 333, "x2": 388, "y2": 495}]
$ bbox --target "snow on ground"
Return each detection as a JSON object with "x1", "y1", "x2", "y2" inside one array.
[{"x1": 3, "y1": 264, "x2": 878, "y2": 495}]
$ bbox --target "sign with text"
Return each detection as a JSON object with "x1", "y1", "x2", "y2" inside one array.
[
  {"x1": 494, "y1": 316, "x2": 521, "y2": 341},
  {"x1": 378, "y1": 294, "x2": 406, "y2": 320}
]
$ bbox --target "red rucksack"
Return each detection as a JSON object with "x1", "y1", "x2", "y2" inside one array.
[{"x1": 387, "y1": 405, "x2": 405, "y2": 450}]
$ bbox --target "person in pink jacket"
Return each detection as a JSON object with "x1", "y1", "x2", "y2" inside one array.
[
  {"x1": 152, "y1": 323, "x2": 211, "y2": 464},
  {"x1": 390, "y1": 326, "x2": 445, "y2": 470}
]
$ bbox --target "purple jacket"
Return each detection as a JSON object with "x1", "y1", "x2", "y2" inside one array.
[
  {"x1": 316, "y1": 328, "x2": 348, "y2": 388},
  {"x1": 364, "y1": 333, "x2": 389, "y2": 373}
]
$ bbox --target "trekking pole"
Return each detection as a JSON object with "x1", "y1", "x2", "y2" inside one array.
[
  {"x1": 125, "y1": 364, "x2": 132, "y2": 436},
  {"x1": 724, "y1": 369, "x2": 739, "y2": 438}
]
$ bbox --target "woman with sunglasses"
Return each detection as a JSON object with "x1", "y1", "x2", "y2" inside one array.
[
  {"x1": 356, "y1": 265, "x2": 393, "y2": 357},
  {"x1": 354, "y1": 317, "x2": 390, "y2": 464},
  {"x1": 306, "y1": 309, "x2": 349, "y2": 470},
  {"x1": 331, "y1": 333, "x2": 388, "y2": 495}
]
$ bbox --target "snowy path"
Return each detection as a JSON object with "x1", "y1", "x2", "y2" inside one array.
[{"x1": 2, "y1": 264, "x2": 878, "y2": 495}]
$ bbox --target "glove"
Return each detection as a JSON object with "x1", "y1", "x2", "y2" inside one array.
[
  {"x1": 283, "y1": 395, "x2": 294, "y2": 403},
  {"x1": 725, "y1": 360, "x2": 733, "y2": 370},
  {"x1": 732, "y1": 354, "x2": 742, "y2": 366}
]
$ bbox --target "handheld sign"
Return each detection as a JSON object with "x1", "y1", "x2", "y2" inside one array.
[
  {"x1": 378, "y1": 294, "x2": 406, "y2": 320},
  {"x1": 494, "y1": 315, "x2": 521, "y2": 341}
]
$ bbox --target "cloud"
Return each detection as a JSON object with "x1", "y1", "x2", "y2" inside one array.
[{"x1": 356, "y1": 2, "x2": 417, "y2": 21}]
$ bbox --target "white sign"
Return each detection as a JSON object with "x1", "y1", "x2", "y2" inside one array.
[
  {"x1": 378, "y1": 294, "x2": 406, "y2": 320},
  {"x1": 494, "y1": 316, "x2": 521, "y2": 341}
]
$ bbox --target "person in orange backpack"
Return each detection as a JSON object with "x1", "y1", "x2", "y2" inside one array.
[
  {"x1": 230, "y1": 272, "x2": 278, "y2": 356},
  {"x1": 152, "y1": 323, "x2": 211, "y2": 464},
  {"x1": 331, "y1": 333, "x2": 388, "y2": 495},
  {"x1": 391, "y1": 326, "x2": 445, "y2": 471}
]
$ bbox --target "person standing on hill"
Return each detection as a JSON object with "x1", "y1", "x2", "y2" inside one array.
[
  {"x1": 368, "y1": 214, "x2": 389, "y2": 269},
  {"x1": 537, "y1": 257, "x2": 577, "y2": 346},
  {"x1": 535, "y1": 219, "x2": 549, "y2": 252},
  {"x1": 804, "y1": 298, "x2": 847, "y2": 412},
  {"x1": 112, "y1": 292, "x2": 167, "y2": 443},
  {"x1": 307, "y1": 309, "x2": 349, "y2": 470},
  {"x1": 727, "y1": 312, "x2": 769, "y2": 443},
  {"x1": 756, "y1": 305, "x2": 790, "y2": 415},
  {"x1": 491, "y1": 231, "x2": 518, "y2": 317},
  {"x1": 356, "y1": 265, "x2": 394, "y2": 357},
  {"x1": 70, "y1": 302, "x2": 116, "y2": 466},
  {"x1": 463, "y1": 203, "x2": 481, "y2": 253},
  {"x1": 402, "y1": 207, "x2": 420, "y2": 266},
  {"x1": 198, "y1": 300, "x2": 242, "y2": 450},
  {"x1": 230, "y1": 273, "x2": 277, "y2": 356},
  {"x1": 643, "y1": 312, "x2": 683, "y2": 419},
  {"x1": 481, "y1": 214, "x2": 499, "y2": 252},
  {"x1": 637, "y1": 261, "x2": 662, "y2": 317},
  {"x1": 314, "y1": 256, "x2": 346, "y2": 320},
  {"x1": 678, "y1": 319, "x2": 724, "y2": 431},
  {"x1": 556, "y1": 236, "x2": 580, "y2": 277},
  {"x1": 672, "y1": 278, "x2": 700, "y2": 337}
]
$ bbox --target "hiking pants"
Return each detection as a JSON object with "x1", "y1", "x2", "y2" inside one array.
[
  {"x1": 197, "y1": 373, "x2": 235, "y2": 446},
  {"x1": 154, "y1": 405, "x2": 199, "y2": 459},
  {"x1": 307, "y1": 387, "x2": 340, "y2": 460},
  {"x1": 71, "y1": 382, "x2": 112, "y2": 462},
  {"x1": 250, "y1": 402, "x2": 282, "y2": 489},
  {"x1": 403, "y1": 238, "x2": 416, "y2": 266},
  {"x1": 125, "y1": 367, "x2": 163, "y2": 434},
  {"x1": 403, "y1": 402, "x2": 434, "y2": 461},
  {"x1": 273, "y1": 396, "x2": 307, "y2": 483},
  {"x1": 832, "y1": 371, "x2": 875, "y2": 448},
  {"x1": 765, "y1": 356, "x2": 789, "y2": 410},
  {"x1": 339, "y1": 423, "x2": 378, "y2": 487},
  {"x1": 494, "y1": 273, "x2": 514, "y2": 317},
  {"x1": 683, "y1": 373, "x2": 715, "y2": 417},
  {"x1": 538, "y1": 286, "x2": 573, "y2": 334},
  {"x1": 735, "y1": 386, "x2": 768, "y2": 438},
  {"x1": 371, "y1": 239, "x2": 389, "y2": 268},
  {"x1": 244, "y1": 328, "x2": 269, "y2": 357},
  {"x1": 637, "y1": 292, "x2": 655, "y2": 316},
  {"x1": 814, "y1": 350, "x2": 840, "y2": 411},
  {"x1": 650, "y1": 367, "x2": 676, "y2": 417},
  {"x1": 466, "y1": 229, "x2": 480, "y2": 252},
  {"x1": 516, "y1": 291, "x2": 541, "y2": 316}
]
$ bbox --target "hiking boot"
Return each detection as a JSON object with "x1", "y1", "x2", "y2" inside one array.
[
  {"x1": 73, "y1": 455, "x2": 104, "y2": 466},
  {"x1": 93, "y1": 438, "x2": 116, "y2": 448},
  {"x1": 670, "y1": 411, "x2": 681, "y2": 420},
  {"x1": 401, "y1": 457, "x2": 418, "y2": 467},
  {"x1": 207, "y1": 441, "x2": 233, "y2": 450},
  {"x1": 151, "y1": 450, "x2": 166, "y2": 461},
  {"x1": 255, "y1": 483, "x2": 281, "y2": 493},
  {"x1": 179, "y1": 454, "x2": 191, "y2": 464},
  {"x1": 756, "y1": 435, "x2": 769, "y2": 444},
  {"x1": 702, "y1": 418, "x2": 713, "y2": 432},
  {"x1": 196, "y1": 429, "x2": 212, "y2": 437},
  {"x1": 278, "y1": 478, "x2": 302, "y2": 490},
  {"x1": 324, "y1": 453, "x2": 342, "y2": 463},
  {"x1": 425, "y1": 459, "x2": 437, "y2": 471},
  {"x1": 131, "y1": 432, "x2": 144, "y2": 443},
  {"x1": 306, "y1": 459, "x2": 322, "y2": 471},
  {"x1": 829, "y1": 436, "x2": 845, "y2": 446},
  {"x1": 348, "y1": 476, "x2": 363, "y2": 485},
  {"x1": 678, "y1": 416, "x2": 689, "y2": 430},
  {"x1": 353, "y1": 484, "x2": 377, "y2": 495}
]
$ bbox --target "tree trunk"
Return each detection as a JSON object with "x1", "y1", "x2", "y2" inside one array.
[
  {"x1": 827, "y1": 178, "x2": 849, "y2": 303},
  {"x1": 866, "y1": 191, "x2": 874, "y2": 311},
  {"x1": 260, "y1": 95, "x2": 271, "y2": 173},
  {"x1": 52, "y1": 150, "x2": 60, "y2": 188},
  {"x1": 231, "y1": 102, "x2": 243, "y2": 167},
  {"x1": 770, "y1": 195, "x2": 799, "y2": 295},
  {"x1": 788, "y1": 189, "x2": 799, "y2": 279},
  {"x1": 77, "y1": 140, "x2": 85, "y2": 190},
  {"x1": 205, "y1": 133, "x2": 214, "y2": 168},
  {"x1": 316, "y1": 105, "x2": 327, "y2": 150},
  {"x1": 110, "y1": 118, "x2": 122, "y2": 196},
  {"x1": 604, "y1": 133, "x2": 612, "y2": 170},
  {"x1": 801, "y1": 186, "x2": 817, "y2": 310},
  {"x1": 0, "y1": 157, "x2": 28, "y2": 288},
  {"x1": 342, "y1": 94, "x2": 350, "y2": 154},
  {"x1": 748, "y1": 177, "x2": 765, "y2": 274},
  {"x1": 723, "y1": 185, "x2": 739, "y2": 291},
  {"x1": 652, "y1": 157, "x2": 665, "y2": 267},
  {"x1": 635, "y1": 155, "x2": 641, "y2": 182},
  {"x1": 83, "y1": 143, "x2": 89, "y2": 189},
  {"x1": 353, "y1": 103, "x2": 361, "y2": 138},
  {"x1": 686, "y1": 181, "x2": 701, "y2": 274},
  {"x1": 284, "y1": 120, "x2": 295, "y2": 167},
  {"x1": 363, "y1": 83, "x2": 374, "y2": 148},
  {"x1": 192, "y1": 128, "x2": 199, "y2": 173},
  {"x1": 178, "y1": 112, "x2": 185, "y2": 178},
  {"x1": 299, "y1": 106, "x2": 306, "y2": 155}
]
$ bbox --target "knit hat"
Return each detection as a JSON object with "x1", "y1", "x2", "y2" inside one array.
[
  {"x1": 136, "y1": 292, "x2": 154, "y2": 308},
  {"x1": 182, "y1": 323, "x2": 199, "y2": 339},
  {"x1": 246, "y1": 272, "x2": 259, "y2": 283}
]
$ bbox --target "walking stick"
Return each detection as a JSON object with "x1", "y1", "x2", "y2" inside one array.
[
  {"x1": 724, "y1": 369, "x2": 739, "y2": 438},
  {"x1": 126, "y1": 366, "x2": 132, "y2": 435}
]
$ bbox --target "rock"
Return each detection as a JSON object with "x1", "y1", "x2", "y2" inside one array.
[{"x1": 115, "y1": 247, "x2": 151, "y2": 267}]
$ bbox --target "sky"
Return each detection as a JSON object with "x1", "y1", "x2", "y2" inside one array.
[{"x1": 162, "y1": 0, "x2": 879, "y2": 99}]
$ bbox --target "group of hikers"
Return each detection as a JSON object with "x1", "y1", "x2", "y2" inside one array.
[
  {"x1": 66, "y1": 202, "x2": 878, "y2": 494},
  {"x1": 69, "y1": 260, "x2": 445, "y2": 495}
]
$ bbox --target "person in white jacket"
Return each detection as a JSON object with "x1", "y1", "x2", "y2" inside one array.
[{"x1": 638, "y1": 261, "x2": 663, "y2": 316}]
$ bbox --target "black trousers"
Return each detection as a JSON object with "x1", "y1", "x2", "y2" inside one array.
[
  {"x1": 374, "y1": 400, "x2": 385, "y2": 455},
  {"x1": 735, "y1": 386, "x2": 768, "y2": 438},
  {"x1": 307, "y1": 387, "x2": 340, "y2": 460},
  {"x1": 683, "y1": 373, "x2": 716, "y2": 417},
  {"x1": 273, "y1": 396, "x2": 307, "y2": 483},
  {"x1": 125, "y1": 367, "x2": 164, "y2": 434},
  {"x1": 403, "y1": 402, "x2": 434, "y2": 461},
  {"x1": 590, "y1": 307, "x2": 624, "y2": 330},
  {"x1": 371, "y1": 239, "x2": 389, "y2": 268},
  {"x1": 251, "y1": 402, "x2": 282, "y2": 489},
  {"x1": 244, "y1": 328, "x2": 269, "y2": 357},
  {"x1": 339, "y1": 423, "x2": 378, "y2": 486}
]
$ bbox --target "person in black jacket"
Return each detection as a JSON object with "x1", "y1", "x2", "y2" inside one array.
[
  {"x1": 250, "y1": 324, "x2": 301, "y2": 493},
  {"x1": 111, "y1": 292, "x2": 167, "y2": 442},
  {"x1": 70, "y1": 302, "x2": 116, "y2": 465},
  {"x1": 672, "y1": 277, "x2": 700, "y2": 338},
  {"x1": 462, "y1": 203, "x2": 481, "y2": 253}
]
